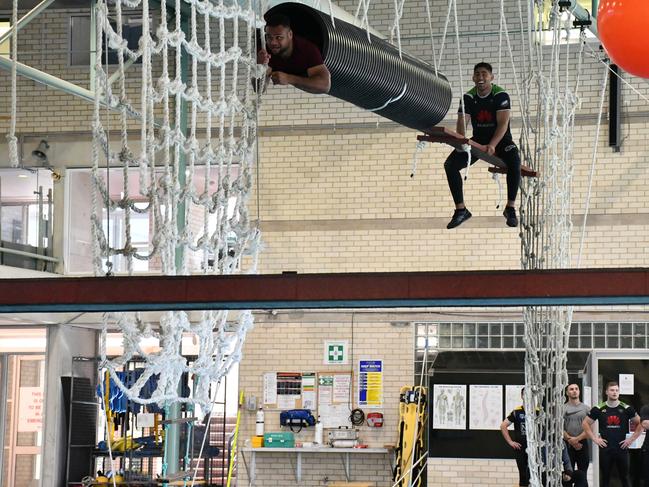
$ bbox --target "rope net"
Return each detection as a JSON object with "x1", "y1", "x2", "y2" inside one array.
[
  {"x1": 515, "y1": 2, "x2": 588, "y2": 484},
  {"x1": 92, "y1": 0, "x2": 264, "y2": 408}
]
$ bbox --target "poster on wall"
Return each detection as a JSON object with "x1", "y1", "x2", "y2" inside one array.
[
  {"x1": 619, "y1": 374, "x2": 634, "y2": 395},
  {"x1": 302, "y1": 373, "x2": 317, "y2": 410},
  {"x1": 263, "y1": 372, "x2": 277, "y2": 405},
  {"x1": 469, "y1": 384, "x2": 503, "y2": 430},
  {"x1": 505, "y1": 385, "x2": 525, "y2": 430},
  {"x1": 18, "y1": 387, "x2": 44, "y2": 432},
  {"x1": 318, "y1": 373, "x2": 352, "y2": 428},
  {"x1": 358, "y1": 359, "x2": 383, "y2": 408},
  {"x1": 433, "y1": 384, "x2": 466, "y2": 430}
]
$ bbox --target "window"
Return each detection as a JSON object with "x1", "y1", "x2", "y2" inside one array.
[
  {"x1": 69, "y1": 14, "x2": 145, "y2": 67},
  {"x1": 66, "y1": 166, "x2": 240, "y2": 274},
  {"x1": 0, "y1": 19, "x2": 10, "y2": 56},
  {"x1": 416, "y1": 320, "x2": 648, "y2": 351}
]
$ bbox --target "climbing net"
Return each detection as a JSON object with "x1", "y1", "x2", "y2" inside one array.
[
  {"x1": 92, "y1": 0, "x2": 264, "y2": 409},
  {"x1": 511, "y1": 1, "x2": 598, "y2": 484}
]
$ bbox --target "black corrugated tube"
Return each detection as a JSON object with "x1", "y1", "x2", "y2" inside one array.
[{"x1": 266, "y1": 2, "x2": 452, "y2": 132}]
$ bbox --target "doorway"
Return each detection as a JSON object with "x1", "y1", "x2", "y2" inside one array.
[{"x1": 0, "y1": 354, "x2": 46, "y2": 487}]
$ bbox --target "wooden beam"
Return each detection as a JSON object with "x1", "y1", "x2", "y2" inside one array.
[
  {"x1": 418, "y1": 127, "x2": 538, "y2": 177},
  {"x1": 1, "y1": 268, "x2": 648, "y2": 312}
]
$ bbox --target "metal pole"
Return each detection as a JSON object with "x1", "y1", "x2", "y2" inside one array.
[
  {"x1": 0, "y1": 246, "x2": 59, "y2": 263},
  {"x1": 36, "y1": 185, "x2": 44, "y2": 256},
  {"x1": 89, "y1": 0, "x2": 97, "y2": 93},
  {"x1": 164, "y1": 8, "x2": 190, "y2": 482},
  {"x1": 0, "y1": 0, "x2": 57, "y2": 45},
  {"x1": 0, "y1": 55, "x2": 96, "y2": 104}
]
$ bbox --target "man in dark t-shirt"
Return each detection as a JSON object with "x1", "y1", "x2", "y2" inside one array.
[
  {"x1": 582, "y1": 381, "x2": 642, "y2": 487},
  {"x1": 444, "y1": 62, "x2": 522, "y2": 230},
  {"x1": 256, "y1": 14, "x2": 331, "y2": 94},
  {"x1": 501, "y1": 399, "x2": 529, "y2": 487},
  {"x1": 640, "y1": 404, "x2": 649, "y2": 486}
]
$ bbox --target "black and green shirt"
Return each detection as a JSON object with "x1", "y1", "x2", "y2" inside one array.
[
  {"x1": 587, "y1": 401, "x2": 636, "y2": 450},
  {"x1": 458, "y1": 84, "x2": 514, "y2": 147},
  {"x1": 507, "y1": 405, "x2": 527, "y2": 446}
]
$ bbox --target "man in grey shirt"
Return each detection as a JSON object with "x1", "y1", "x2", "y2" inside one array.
[{"x1": 564, "y1": 383, "x2": 591, "y2": 477}]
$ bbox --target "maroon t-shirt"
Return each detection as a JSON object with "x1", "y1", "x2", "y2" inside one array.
[{"x1": 269, "y1": 35, "x2": 324, "y2": 77}]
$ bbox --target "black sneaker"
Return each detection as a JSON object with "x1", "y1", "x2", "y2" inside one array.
[
  {"x1": 503, "y1": 206, "x2": 518, "y2": 227},
  {"x1": 446, "y1": 208, "x2": 472, "y2": 229}
]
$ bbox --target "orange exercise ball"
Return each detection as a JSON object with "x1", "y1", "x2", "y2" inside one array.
[{"x1": 597, "y1": 0, "x2": 649, "y2": 78}]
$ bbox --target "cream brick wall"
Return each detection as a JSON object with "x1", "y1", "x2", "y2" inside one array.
[{"x1": 238, "y1": 316, "x2": 413, "y2": 486}]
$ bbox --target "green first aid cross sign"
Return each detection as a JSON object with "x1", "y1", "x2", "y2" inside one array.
[{"x1": 324, "y1": 340, "x2": 348, "y2": 364}]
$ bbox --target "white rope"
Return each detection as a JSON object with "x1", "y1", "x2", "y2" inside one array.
[
  {"x1": 93, "y1": 0, "x2": 264, "y2": 410},
  {"x1": 6, "y1": 0, "x2": 19, "y2": 167},
  {"x1": 510, "y1": 2, "x2": 588, "y2": 485}
]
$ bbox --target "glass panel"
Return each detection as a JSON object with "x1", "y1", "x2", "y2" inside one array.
[
  {"x1": 607, "y1": 336, "x2": 619, "y2": 349},
  {"x1": 463, "y1": 323, "x2": 476, "y2": 335},
  {"x1": 0, "y1": 169, "x2": 53, "y2": 248},
  {"x1": 503, "y1": 336, "x2": 514, "y2": 348},
  {"x1": 13, "y1": 454, "x2": 38, "y2": 487},
  {"x1": 594, "y1": 323, "x2": 606, "y2": 335},
  {"x1": 439, "y1": 323, "x2": 451, "y2": 336},
  {"x1": 463, "y1": 336, "x2": 476, "y2": 348},
  {"x1": 579, "y1": 322, "x2": 592, "y2": 335},
  {"x1": 515, "y1": 336, "x2": 525, "y2": 348},
  {"x1": 594, "y1": 336, "x2": 606, "y2": 348},
  {"x1": 478, "y1": 324, "x2": 489, "y2": 337},
  {"x1": 439, "y1": 336, "x2": 451, "y2": 348},
  {"x1": 0, "y1": 20, "x2": 10, "y2": 55},
  {"x1": 606, "y1": 323, "x2": 619, "y2": 336},
  {"x1": 489, "y1": 323, "x2": 501, "y2": 336},
  {"x1": 452, "y1": 337, "x2": 463, "y2": 348},
  {"x1": 633, "y1": 336, "x2": 646, "y2": 348},
  {"x1": 569, "y1": 336, "x2": 579, "y2": 348},
  {"x1": 633, "y1": 323, "x2": 645, "y2": 336},
  {"x1": 503, "y1": 323, "x2": 514, "y2": 336},
  {"x1": 620, "y1": 337, "x2": 633, "y2": 349},
  {"x1": 452, "y1": 323, "x2": 463, "y2": 336},
  {"x1": 620, "y1": 323, "x2": 632, "y2": 335},
  {"x1": 477, "y1": 336, "x2": 488, "y2": 348},
  {"x1": 580, "y1": 336, "x2": 592, "y2": 349},
  {"x1": 489, "y1": 336, "x2": 502, "y2": 349}
]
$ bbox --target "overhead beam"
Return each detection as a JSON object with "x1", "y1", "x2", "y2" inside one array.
[{"x1": 1, "y1": 268, "x2": 649, "y2": 313}]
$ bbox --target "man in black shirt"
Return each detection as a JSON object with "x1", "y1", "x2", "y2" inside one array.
[
  {"x1": 501, "y1": 395, "x2": 529, "y2": 487},
  {"x1": 640, "y1": 404, "x2": 649, "y2": 487},
  {"x1": 582, "y1": 381, "x2": 642, "y2": 487},
  {"x1": 444, "y1": 62, "x2": 522, "y2": 229}
]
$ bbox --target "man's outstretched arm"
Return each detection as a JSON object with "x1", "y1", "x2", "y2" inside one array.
[{"x1": 270, "y1": 64, "x2": 331, "y2": 94}]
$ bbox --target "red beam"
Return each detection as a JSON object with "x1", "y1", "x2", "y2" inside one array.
[{"x1": 1, "y1": 268, "x2": 649, "y2": 312}]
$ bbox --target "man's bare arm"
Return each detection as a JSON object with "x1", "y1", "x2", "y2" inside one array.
[
  {"x1": 271, "y1": 64, "x2": 331, "y2": 94},
  {"x1": 583, "y1": 416, "x2": 607, "y2": 447},
  {"x1": 620, "y1": 414, "x2": 643, "y2": 448},
  {"x1": 456, "y1": 113, "x2": 471, "y2": 137},
  {"x1": 500, "y1": 419, "x2": 522, "y2": 450}
]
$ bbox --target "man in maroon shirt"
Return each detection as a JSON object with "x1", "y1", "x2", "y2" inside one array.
[{"x1": 257, "y1": 14, "x2": 331, "y2": 94}]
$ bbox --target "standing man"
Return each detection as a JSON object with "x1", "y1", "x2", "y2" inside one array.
[
  {"x1": 256, "y1": 14, "x2": 331, "y2": 94},
  {"x1": 501, "y1": 390, "x2": 529, "y2": 487},
  {"x1": 640, "y1": 403, "x2": 649, "y2": 486},
  {"x1": 563, "y1": 383, "x2": 591, "y2": 477},
  {"x1": 582, "y1": 381, "x2": 643, "y2": 487},
  {"x1": 444, "y1": 62, "x2": 522, "y2": 229}
]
